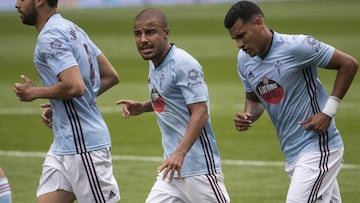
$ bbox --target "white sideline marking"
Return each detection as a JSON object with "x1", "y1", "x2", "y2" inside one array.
[
  {"x1": 0, "y1": 102, "x2": 357, "y2": 115},
  {"x1": 0, "y1": 150, "x2": 359, "y2": 169}
]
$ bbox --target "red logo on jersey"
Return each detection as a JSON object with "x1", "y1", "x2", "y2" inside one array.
[
  {"x1": 151, "y1": 87, "x2": 165, "y2": 112},
  {"x1": 256, "y1": 77, "x2": 284, "y2": 104}
]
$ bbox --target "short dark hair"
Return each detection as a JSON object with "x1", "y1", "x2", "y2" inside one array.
[
  {"x1": 224, "y1": 1, "x2": 264, "y2": 29},
  {"x1": 47, "y1": 0, "x2": 58, "y2": 8},
  {"x1": 135, "y1": 8, "x2": 168, "y2": 28}
]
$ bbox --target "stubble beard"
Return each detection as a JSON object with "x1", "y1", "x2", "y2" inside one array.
[{"x1": 21, "y1": 4, "x2": 37, "y2": 26}]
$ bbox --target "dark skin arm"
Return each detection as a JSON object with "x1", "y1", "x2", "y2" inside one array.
[
  {"x1": 234, "y1": 92, "x2": 264, "y2": 131},
  {"x1": 116, "y1": 99, "x2": 209, "y2": 182},
  {"x1": 40, "y1": 53, "x2": 120, "y2": 128},
  {"x1": 20, "y1": 66, "x2": 84, "y2": 128},
  {"x1": 156, "y1": 102, "x2": 209, "y2": 182},
  {"x1": 115, "y1": 99, "x2": 153, "y2": 118},
  {"x1": 15, "y1": 66, "x2": 85, "y2": 101},
  {"x1": 298, "y1": 49, "x2": 358, "y2": 133},
  {"x1": 96, "y1": 53, "x2": 120, "y2": 96}
]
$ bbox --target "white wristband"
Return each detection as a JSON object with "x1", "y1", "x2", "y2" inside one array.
[{"x1": 322, "y1": 96, "x2": 341, "y2": 118}]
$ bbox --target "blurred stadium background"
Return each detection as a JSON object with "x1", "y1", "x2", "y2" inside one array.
[{"x1": 1, "y1": 0, "x2": 240, "y2": 10}]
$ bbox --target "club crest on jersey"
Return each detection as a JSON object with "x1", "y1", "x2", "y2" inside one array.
[
  {"x1": 151, "y1": 86, "x2": 165, "y2": 112},
  {"x1": 275, "y1": 60, "x2": 282, "y2": 76},
  {"x1": 256, "y1": 77, "x2": 284, "y2": 104}
]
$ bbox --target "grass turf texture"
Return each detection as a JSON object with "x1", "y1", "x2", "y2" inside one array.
[{"x1": 0, "y1": 0, "x2": 359, "y2": 202}]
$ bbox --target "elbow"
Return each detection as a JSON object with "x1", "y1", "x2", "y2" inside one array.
[
  {"x1": 109, "y1": 73, "x2": 120, "y2": 88},
  {"x1": 113, "y1": 74, "x2": 120, "y2": 85},
  {"x1": 201, "y1": 109, "x2": 209, "y2": 123},
  {"x1": 352, "y1": 59, "x2": 359, "y2": 73},
  {"x1": 71, "y1": 86, "x2": 85, "y2": 98},
  {"x1": 345, "y1": 58, "x2": 359, "y2": 80},
  {"x1": 346, "y1": 55, "x2": 359, "y2": 74},
  {"x1": 193, "y1": 106, "x2": 209, "y2": 123},
  {"x1": 77, "y1": 86, "x2": 86, "y2": 97},
  {"x1": 67, "y1": 82, "x2": 85, "y2": 98}
]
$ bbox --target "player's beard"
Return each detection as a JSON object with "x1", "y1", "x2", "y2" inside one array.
[{"x1": 21, "y1": 3, "x2": 37, "y2": 26}]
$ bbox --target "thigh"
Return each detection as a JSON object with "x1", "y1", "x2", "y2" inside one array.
[
  {"x1": 36, "y1": 152, "x2": 73, "y2": 198},
  {"x1": 146, "y1": 173, "x2": 230, "y2": 203},
  {"x1": 146, "y1": 175, "x2": 185, "y2": 203},
  {"x1": 69, "y1": 148, "x2": 120, "y2": 203},
  {"x1": 286, "y1": 149, "x2": 343, "y2": 203},
  {"x1": 329, "y1": 179, "x2": 342, "y2": 203},
  {"x1": 185, "y1": 173, "x2": 230, "y2": 203},
  {"x1": 37, "y1": 190, "x2": 75, "y2": 203}
]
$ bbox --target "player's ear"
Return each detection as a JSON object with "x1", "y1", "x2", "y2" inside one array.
[
  {"x1": 164, "y1": 27, "x2": 170, "y2": 39},
  {"x1": 34, "y1": 0, "x2": 45, "y2": 7},
  {"x1": 254, "y1": 16, "x2": 264, "y2": 26}
]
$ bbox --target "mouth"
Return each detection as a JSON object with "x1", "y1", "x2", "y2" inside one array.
[
  {"x1": 140, "y1": 45, "x2": 153, "y2": 54},
  {"x1": 18, "y1": 11, "x2": 24, "y2": 19}
]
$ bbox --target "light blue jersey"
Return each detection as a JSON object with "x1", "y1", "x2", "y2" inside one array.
[
  {"x1": 34, "y1": 14, "x2": 111, "y2": 155},
  {"x1": 237, "y1": 32, "x2": 343, "y2": 164},
  {"x1": 148, "y1": 45, "x2": 221, "y2": 178}
]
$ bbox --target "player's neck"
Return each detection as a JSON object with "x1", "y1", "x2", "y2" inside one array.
[
  {"x1": 153, "y1": 43, "x2": 172, "y2": 67},
  {"x1": 36, "y1": 9, "x2": 57, "y2": 32},
  {"x1": 258, "y1": 29, "x2": 274, "y2": 59}
]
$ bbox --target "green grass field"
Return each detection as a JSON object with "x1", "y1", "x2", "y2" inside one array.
[{"x1": 0, "y1": 0, "x2": 359, "y2": 202}]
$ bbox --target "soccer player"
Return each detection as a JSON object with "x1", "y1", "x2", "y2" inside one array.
[
  {"x1": 224, "y1": 1, "x2": 358, "y2": 202},
  {"x1": 14, "y1": 0, "x2": 121, "y2": 202},
  {"x1": 116, "y1": 8, "x2": 230, "y2": 203},
  {"x1": 0, "y1": 168, "x2": 11, "y2": 203}
]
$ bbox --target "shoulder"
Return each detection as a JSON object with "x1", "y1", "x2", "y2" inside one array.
[
  {"x1": 276, "y1": 32, "x2": 307, "y2": 43},
  {"x1": 171, "y1": 46, "x2": 202, "y2": 70},
  {"x1": 39, "y1": 19, "x2": 66, "y2": 42},
  {"x1": 273, "y1": 33, "x2": 308, "y2": 52},
  {"x1": 289, "y1": 34, "x2": 331, "y2": 62},
  {"x1": 275, "y1": 33, "x2": 322, "y2": 60},
  {"x1": 40, "y1": 14, "x2": 79, "y2": 40},
  {"x1": 279, "y1": 33, "x2": 321, "y2": 50},
  {"x1": 275, "y1": 32, "x2": 334, "y2": 67},
  {"x1": 173, "y1": 46, "x2": 198, "y2": 62}
]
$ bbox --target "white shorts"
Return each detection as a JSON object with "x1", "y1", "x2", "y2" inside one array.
[
  {"x1": 37, "y1": 148, "x2": 120, "y2": 203},
  {"x1": 146, "y1": 173, "x2": 230, "y2": 203},
  {"x1": 285, "y1": 148, "x2": 343, "y2": 203}
]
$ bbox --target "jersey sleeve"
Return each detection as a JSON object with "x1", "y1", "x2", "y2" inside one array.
[
  {"x1": 38, "y1": 28, "x2": 78, "y2": 76},
  {"x1": 292, "y1": 35, "x2": 335, "y2": 69},
  {"x1": 173, "y1": 54, "x2": 208, "y2": 105}
]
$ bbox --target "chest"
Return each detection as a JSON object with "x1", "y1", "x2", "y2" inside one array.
[
  {"x1": 148, "y1": 66, "x2": 180, "y2": 98},
  {"x1": 242, "y1": 57, "x2": 311, "y2": 105}
]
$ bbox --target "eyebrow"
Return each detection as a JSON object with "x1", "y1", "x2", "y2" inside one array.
[{"x1": 232, "y1": 31, "x2": 246, "y2": 40}]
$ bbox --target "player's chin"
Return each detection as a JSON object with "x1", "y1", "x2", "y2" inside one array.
[
  {"x1": 246, "y1": 51, "x2": 256, "y2": 57},
  {"x1": 140, "y1": 53, "x2": 153, "y2": 61}
]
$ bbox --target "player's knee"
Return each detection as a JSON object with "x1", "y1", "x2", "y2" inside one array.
[{"x1": 0, "y1": 168, "x2": 5, "y2": 178}]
